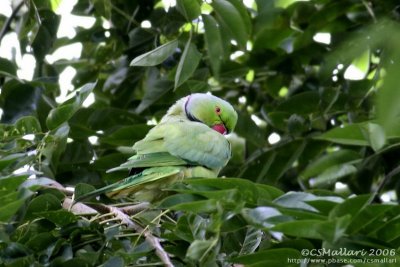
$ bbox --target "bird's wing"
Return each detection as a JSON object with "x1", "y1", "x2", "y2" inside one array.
[
  {"x1": 107, "y1": 152, "x2": 189, "y2": 173},
  {"x1": 134, "y1": 121, "x2": 231, "y2": 170},
  {"x1": 75, "y1": 166, "x2": 183, "y2": 201}
]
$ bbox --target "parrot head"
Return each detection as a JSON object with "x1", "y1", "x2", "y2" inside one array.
[{"x1": 184, "y1": 93, "x2": 238, "y2": 135}]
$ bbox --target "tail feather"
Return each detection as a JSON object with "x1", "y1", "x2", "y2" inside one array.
[{"x1": 74, "y1": 172, "x2": 143, "y2": 202}]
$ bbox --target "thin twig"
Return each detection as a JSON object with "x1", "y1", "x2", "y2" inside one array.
[
  {"x1": 62, "y1": 198, "x2": 98, "y2": 214},
  {"x1": 120, "y1": 203, "x2": 151, "y2": 215},
  {"x1": 44, "y1": 184, "x2": 74, "y2": 196},
  {"x1": 99, "y1": 217, "x2": 123, "y2": 224},
  {"x1": 64, "y1": 197, "x2": 173, "y2": 266},
  {"x1": 0, "y1": 1, "x2": 24, "y2": 43},
  {"x1": 107, "y1": 206, "x2": 174, "y2": 267},
  {"x1": 362, "y1": 0, "x2": 377, "y2": 23}
]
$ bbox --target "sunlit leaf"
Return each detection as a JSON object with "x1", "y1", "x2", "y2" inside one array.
[
  {"x1": 212, "y1": 0, "x2": 249, "y2": 48},
  {"x1": 239, "y1": 227, "x2": 263, "y2": 255},
  {"x1": 176, "y1": 0, "x2": 201, "y2": 21},
  {"x1": 186, "y1": 239, "x2": 217, "y2": 261},
  {"x1": 175, "y1": 40, "x2": 202, "y2": 88},
  {"x1": 202, "y1": 14, "x2": 223, "y2": 78},
  {"x1": 130, "y1": 40, "x2": 179, "y2": 67},
  {"x1": 310, "y1": 164, "x2": 357, "y2": 187}
]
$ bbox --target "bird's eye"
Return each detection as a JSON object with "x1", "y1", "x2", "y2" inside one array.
[{"x1": 215, "y1": 106, "x2": 221, "y2": 114}]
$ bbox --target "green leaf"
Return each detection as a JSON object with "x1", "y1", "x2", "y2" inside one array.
[
  {"x1": 170, "y1": 199, "x2": 218, "y2": 213},
  {"x1": 31, "y1": 9, "x2": 60, "y2": 61},
  {"x1": 0, "y1": 57, "x2": 17, "y2": 77},
  {"x1": 37, "y1": 210, "x2": 78, "y2": 227},
  {"x1": 99, "y1": 124, "x2": 151, "y2": 146},
  {"x1": 92, "y1": 0, "x2": 111, "y2": 18},
  {"x1": 377, "y1": 51, "x2": 400, "y2": 136},
  {"x1": 347, "y1": 204, "x2": 394, "y2": 234},
  {"x1": 0, "y1": 155, "x2": 26, "y2": 171},
  {"x1": 24, "y1": 232, "x2": 56, "y2": 252},
  {"x1": 360, "y1": 123, "x2": 386, "y2": 151},
  {"x1": 202, "y1": 14, "x2": 223, "y2": 78},
  {"x1": 1, "y1": 242, "x2": 32, "y2": 259},
  {"x1": 301, "y1": 149, "x2": 361, "y2": 180},
  {"x1": 41, "y1": 123, "x2": 70, "y2": 169},
  {"x1": 172, "y1": 213, "x2": 208, "y2": 242},
  {"x1": 228, "y1": 0, "x2": 252, "y2": 34},
  {"x1": 0, "y1": 175, "x2": 28, "y2": 192},
  {"x1": 272, "y1": 220, "x2": 326, "y2": 239},
  {"x1": 377, "y1": 217, "x2": 400, "y2": 243},
  {"x1": 158, "y1": 194, "x2": 203, "y2": 209},
  {"x1": 135, "y1": 68, "x2": 174, "y2": 113},
  {"x1": 310, "y1": 164, "x2": 357, "y2": 187},
  {"x1": 0, "y1": 176, "x2": 32, "y2": 222},
  {"x1": 245, "y1": 140, "x2": 305, "y2": 184},
  {"x1": 329, "y1": 195, "x2": 370, "y2": 220},
  {"x1": 212, "y1": 0, "x2": 249, "y2": 48},
  {"x1": 242, "y1": 207, "x2": 282, "y2": 228},
  {"x1": 264, "y1": 112, "x2": 291, "y2": 132},
  {"x1": 25, "y1": 194, "x2": 61, "y2": 220},
  {"x1": 50, "y1": 0, "x2": 62, "y2": 11},
  {"x1": 46, "y1": 104, "x2": 76, "y2": 130},
  {"x1": 185, "y1": 178, "x2": 283, "y2": 203},
  {"x1": 239, "y1": 227, "x2": 263, "y2": 255},
  {"x1": 232, "y1": 248, "x2": 301, "y2": 266},
  {"x1": 0, "y1": 199, "x2": 25, "y2": 222},
  {"x1": 176, "y1": 0, "x2": 201, "y2": 21},
  {"x1": 180, "y1": 80, "x2": 212, "y2": 93},
  {"x1": 0, "y1": 81, "x2": 41, "y2": 123},
  {"x1": 276, "y1": 92, "x2": 320, "y2": 115},
  {"x1": 175, "y1": 40, "x2": 202, "y2": 88},
  {"x1": 15, "y1": 116, "x2": 42, "y2": 135},
  {"x1": 130, "y1": 40, "x2": 178, "y2": 66},
  {"x1": 74, "y1": 183, "x2": 96, "y2": 200},
  {"x1": 103, "y1": 256, "x2": 124, "y2": 267},
  {"x1": 274, "y1": 191, "x2": 343, "y2": 212},
  {"x1": 348, "y1": 49, "x2": 370, "y2": 79},
  {"x1": 46, "y1": 82, "x2": 96, "y2": 130},
  {"x1": 315, "y1": 123, "x2": 369, "y2": 146},
  {"x1": 318, "y1": 215, "x2": 351, "y2": 243},
  {"x1": 186, "y1": 239, "x2": 217, "y2": 261}
]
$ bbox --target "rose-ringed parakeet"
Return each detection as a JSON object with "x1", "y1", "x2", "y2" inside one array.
[{"x1": 76, "y1": 93, "x2": 237, "y2": 202}]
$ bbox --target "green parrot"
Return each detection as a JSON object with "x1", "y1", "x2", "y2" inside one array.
[{"x1": 76, "y1": 93, "x2": 238, "y2": 202}]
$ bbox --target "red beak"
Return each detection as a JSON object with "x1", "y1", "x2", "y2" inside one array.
[{"x1": 212, "y1": 124, "x2": 227, "y2": 135}]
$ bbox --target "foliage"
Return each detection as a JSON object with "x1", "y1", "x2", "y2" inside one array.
[{"x1": 1, "y1": 0, "x2": 400, "y2": 266}]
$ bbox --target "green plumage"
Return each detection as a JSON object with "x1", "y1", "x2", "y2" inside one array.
[{"x1": 75, "y1": 93, "x2": 238, "y2": 202}]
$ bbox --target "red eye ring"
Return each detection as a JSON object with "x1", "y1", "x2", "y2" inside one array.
[{"x1": 215, "y1": 106, "x2": 221, "y2": 114}]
